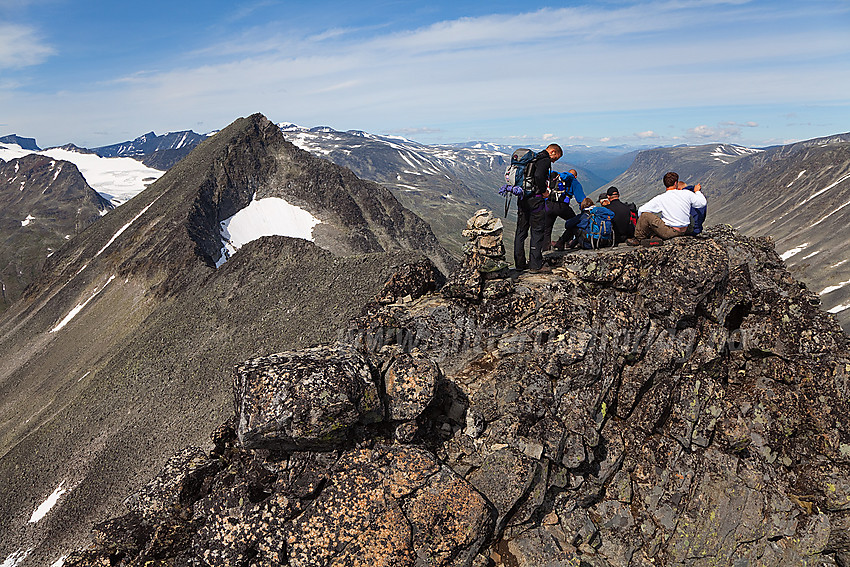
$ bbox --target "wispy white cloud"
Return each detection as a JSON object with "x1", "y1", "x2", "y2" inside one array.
[
  {"x1": 388, "y1": 127, "x2": 443, "y2": 136},
  {"x1": 0, "y1": 23, "x2": 53, "y2": 69},
  {"x1": 687, "y1": 121, "x2": 760, "y2": 140},
  {"x1": 2, "y1": 1, "x2": 848, "y2": 147}
]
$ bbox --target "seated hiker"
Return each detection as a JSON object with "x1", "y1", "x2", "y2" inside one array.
[
  {"x1": 554, "y1": 197, "x2": 615, "y2": 249},
  {"x1": 628, "y1": 172, "x2": 706, "y2": 245},
  {"x1": 543, "y1": 168, "x2": 584, "y2": 251},
  {"x1": 603, "y1": 186, "x2": 635, "y2": 242}
]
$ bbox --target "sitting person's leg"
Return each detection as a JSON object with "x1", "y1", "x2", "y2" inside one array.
[{"x1": 634, "y1": 212, "x2": 682, "y2": 240}]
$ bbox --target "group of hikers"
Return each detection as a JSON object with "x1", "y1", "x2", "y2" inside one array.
[{"x1": 500, "y1": 144, "x2": 707, "y2": 272}]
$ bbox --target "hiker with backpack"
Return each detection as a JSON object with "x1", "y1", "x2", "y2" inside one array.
[
  {"x1": 552, "y1": 197, "x2": 616, "y2": 250},
  {"x1": 603, "y1": 187, "x2": 636, "y2": 242},
  {"x1": 543, "y1": 169, "x2": 585, "y2": 251},
  {"x1": 627, "y1": 172, "x2": 706, "y2": 246},
  {"x1": 500, "y1": 144, "x2": 563, "y2": 272}
]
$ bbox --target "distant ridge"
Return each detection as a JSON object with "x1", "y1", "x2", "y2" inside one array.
[{"x1": 0, "y1": 134, "x2": 40, "y2": 151}]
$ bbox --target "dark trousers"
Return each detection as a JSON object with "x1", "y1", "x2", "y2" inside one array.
[
  {"x1": 543, "y1": 201, "x2": 576, "y2": 250},
  {"x1": 557, "y1": 213, "x2": 585, "y2": 247},
  {"x1": 514, "y1": 196, "x2": 546, "y2": 270}
]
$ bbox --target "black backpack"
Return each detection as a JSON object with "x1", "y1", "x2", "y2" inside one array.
[
  {"x1": 503, "y1": 148, "x2": 543, "y2": 215},
  {"x1": 626, "y1": 202, "x2": 638, "y2": 226}
]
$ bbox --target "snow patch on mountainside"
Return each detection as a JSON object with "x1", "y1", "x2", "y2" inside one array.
[
  {"x1": 1, "y1": 549, "x2": 32, "y2": 567},
  {"x1": 50, "y1": 275, "x2": 116, "y2": 333},
  {"x1": 798, "y1": 172, "x2": 850, "y2": 208},
  {"x1": 711, "y1": 144, "x2": 763, "y2": 164},
  {"x1": 780, "y1": 243, "x2": 809, "y2": 260},
  {"x1": 820, "y1": 278, "x2": 850, "y2": 296},
  {"x1": 96, "y1": 195, "x2": 163, "y2": 258},
  {"x1": 787, "y1": 170, "x2": 806, "y2": 187},
  {"x1": 216, "y1": 196, "x2": 322, "y2": 267},
  {"x1": 29, "y1": 481, "x2": 68, "y2": 523}
]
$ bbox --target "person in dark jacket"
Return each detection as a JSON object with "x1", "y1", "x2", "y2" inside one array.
[
  {"x1": 514, "y1": 144, "x2": 562, "y2": 272},
  {"x1": 603, "y1": 187, "x2": 635, "y2": 242}
]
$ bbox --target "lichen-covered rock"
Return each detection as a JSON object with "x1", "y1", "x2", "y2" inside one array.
[
  {"x1": 383, "y1": 349, "x2": 440, "y2": 421},
  {"x1": 372, "y1": 258, "x2": 444, "y2": 305},
  {"x1": 234, "y1": 344, "x2": 383, "y2": 450},
  {"x1": 123, "y1": 446, "x2": 217, "y2": 519},
  {"x1": 285, "y1": 444, "x2": 492, "y2": 567}
]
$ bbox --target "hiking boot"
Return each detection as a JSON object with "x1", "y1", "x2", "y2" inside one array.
[
  {"x1": 640, "y1": 238, "x2": 664, "y2": 247},
  {"x1": 626, "y1": 238, "x2": 640, "y2": 246},
  {"x1": 529, "y1": 266, "x2": 552, "y2": 274},
  {"x1": 550, "y1": 241, "x2": 564, "y2": 251}
]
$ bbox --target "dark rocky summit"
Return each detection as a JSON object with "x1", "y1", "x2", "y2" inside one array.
[
  {"x1": 606, "y1": 134, "x2": 850, "y2": 333},
  {"x1": 63, "y1": 226, "x2": 850, "y2": 566}
]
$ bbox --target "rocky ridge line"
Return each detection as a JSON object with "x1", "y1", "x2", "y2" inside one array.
[{"x1": 64, "y1": 226, "x2": 850, "y2": 567}]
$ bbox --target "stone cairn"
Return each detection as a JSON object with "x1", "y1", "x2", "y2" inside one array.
[{"x1": 443, "y1": 209, "x2": 509, "y2": 300}]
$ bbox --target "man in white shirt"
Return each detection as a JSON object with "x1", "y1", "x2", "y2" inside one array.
[{"x1": 627, "y1": 172, "x2": 707, "y2": 245}]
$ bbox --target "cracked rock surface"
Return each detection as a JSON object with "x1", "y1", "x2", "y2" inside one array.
[{"x1": 65, "y1": 226, "x2": 850, "y2": 566}]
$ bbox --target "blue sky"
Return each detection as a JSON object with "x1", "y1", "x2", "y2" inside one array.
[{"x1": 1, "y1": 0, "x2": 848, "y2": 149}]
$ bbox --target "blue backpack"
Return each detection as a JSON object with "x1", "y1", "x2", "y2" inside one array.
[{"x1": 581, "y1": 207, "x2": 616, "y2": 249}]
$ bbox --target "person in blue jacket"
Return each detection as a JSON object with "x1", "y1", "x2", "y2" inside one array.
[
  {"x1": 552, "y1": 197, "x2": 616, "y2": 249},
  {"x1": 543, "y1": 169, "x2": 586, "y2": 250},
  {"x1": 680, "y1": 181, "x2": 707, "y2": 234}
]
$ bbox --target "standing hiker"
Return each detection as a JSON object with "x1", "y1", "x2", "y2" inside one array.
[{"x1": 510, "y1": 144, "x2": 563, "y2": 272}]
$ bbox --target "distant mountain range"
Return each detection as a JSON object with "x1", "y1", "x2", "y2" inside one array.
[
  {"x1": 4, "y1": 123, "x2": 850, "y2": 330},
  {"x1": 1, "y1": 126, "x2": 638, "y2": 256},
  {"x1": 92, "y1": 130, "x2": 208, "y2": 170}
]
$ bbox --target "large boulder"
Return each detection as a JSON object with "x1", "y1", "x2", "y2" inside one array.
[{"x1": 234, "y1": 345, "x2": 383, "y2": 450}]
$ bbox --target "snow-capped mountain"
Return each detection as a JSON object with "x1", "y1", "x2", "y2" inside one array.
[
  {"x1": 93, "y1": 130, "x2": 209, "y2": 170},
  {"x1": 94, "y1": 130, "x2": 206, "y2": 157},
  {"x1": 606, "y1": 142, "x2": 765, "y2": 206},
  {"x1": 0, "y1": 142, "x2": 164, "y2": 206},
  {"x1": 4, "y1": 124, "x2": 630, "y2": 256},
  {"x1": 0, "y1": 134, "x2": 40, "y2": 151},
  {"x1": 275, "y1": 123, "x2": 619, "y2": 254}
]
